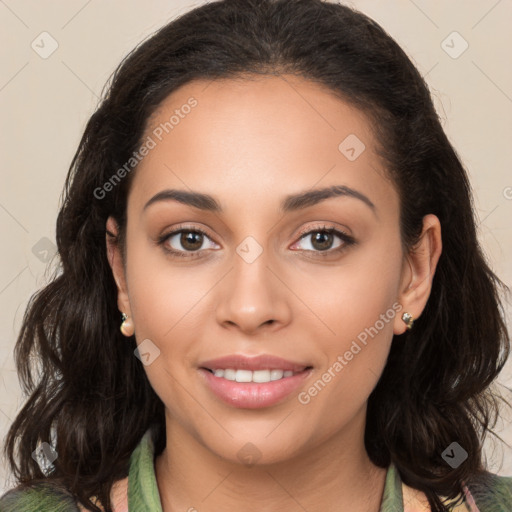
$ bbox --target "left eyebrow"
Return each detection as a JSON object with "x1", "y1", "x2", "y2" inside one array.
[
  {"x1": 142, "y1": 185, "x2": 376, "y2": 214},
  {"x1": 281, "y1": 185, "x2": 376, "y2": 214}
]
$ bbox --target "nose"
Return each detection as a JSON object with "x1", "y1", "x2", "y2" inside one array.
[{"x1": 214, "y1": 246, "x2": 292, "y2": 334}]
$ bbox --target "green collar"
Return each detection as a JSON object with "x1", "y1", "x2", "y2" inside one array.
[
  {"x1": 128, "y1": 428, "x2": 403, "y2": 511},
  {"x1": 127, "y1": 428, "x2": 164, "y2": 512}
]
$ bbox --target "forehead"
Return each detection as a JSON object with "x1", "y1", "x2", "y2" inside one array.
[{"x1": 129, "y1": 74, "x2": 397, "y2": 218}]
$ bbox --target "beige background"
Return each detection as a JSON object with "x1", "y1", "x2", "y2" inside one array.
[{"x1": 1, "y1": 0, "x2": 511, "y2": 494}]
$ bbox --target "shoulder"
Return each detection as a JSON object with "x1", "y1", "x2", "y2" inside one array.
[
  {"x1": 0, "y1": 477, "x2": 129, "y2": 512},
  {"x1": 402, "y1": 472, "x2": 512, "y2": 512},
  {"x1": 0, "y1": 482, "x2": 80, "y2": 512},
  {"x1": 465, "y1": 471, "x2": 512, "y2": 512}
]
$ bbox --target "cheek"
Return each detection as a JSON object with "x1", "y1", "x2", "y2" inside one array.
[
  {"x1": 125, "y1": 231, "x2": 212, "y2": 341},
  {"x1": 295, "y1": 305, "x2": 399, "y2": 444},
  {"x1": 296, "y1": 232, "x2": 403, "y2": 353},
  {"x1": 294, "y1": 235, "x2": 403, "y2": 415},
  {"x1": 124, "y1": 243, "x2": 206, "y2": 424}
]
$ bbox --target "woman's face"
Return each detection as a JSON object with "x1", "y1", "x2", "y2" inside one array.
[{"x1": 108, "y1": 75, "x2": 433, "y2": 465}]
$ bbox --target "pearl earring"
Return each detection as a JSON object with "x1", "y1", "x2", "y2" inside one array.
[{"x1": 120, "y1": 312, "x2": 134, "y2": 337}]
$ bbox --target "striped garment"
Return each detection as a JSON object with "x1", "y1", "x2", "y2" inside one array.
[{"x1": 1, "y1": 428, "x2": 511, "y2": 511}]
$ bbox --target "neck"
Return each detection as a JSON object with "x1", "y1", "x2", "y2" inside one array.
[{"x1": 155, "y1": 409, "x2": 386, "y2": 512}]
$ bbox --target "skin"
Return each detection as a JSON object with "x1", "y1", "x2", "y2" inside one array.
[{"x1": 107, "y1": 74, "x2": 442, "y2": 512}]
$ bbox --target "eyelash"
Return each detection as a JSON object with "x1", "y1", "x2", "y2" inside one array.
[{"x1": 157, "y1": 224, "x2": 356, "y2": 259}]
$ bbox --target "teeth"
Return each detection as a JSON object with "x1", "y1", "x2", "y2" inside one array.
[
  {"x1": 235, "y1": 370, "x2": 252, "y2": 383},
  {"x1": 270, "y1": 369, "x2": 283, "y2": 381},
  {"x1": 254, "y1": 370, "x2": 271, "y2": 382},
  {"x1": 210, "y1": 368, "x2": 298, "y2": 383},
  {"x1": 224, "y1": 369, "x2": 236, "y2": 381}
]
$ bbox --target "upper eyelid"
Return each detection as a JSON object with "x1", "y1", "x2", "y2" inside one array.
[{"x1": 295, "y1": 224, "x2": 351, "y2": 239}]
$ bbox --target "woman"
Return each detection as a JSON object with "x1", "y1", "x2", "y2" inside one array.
[{"x1": 1, "y1": 0, "x2": 511, "y2": 510}]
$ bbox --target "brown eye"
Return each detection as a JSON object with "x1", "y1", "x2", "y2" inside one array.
[
  {"x1": 290, "y1": 226, "x2": 356, "y2": 257},
  {"x1": 310, "y1": 231, "x2": 335, "y2": 251},
  {"x1": 180, "y1": 231, "x2": 204, "y2": 251},
  {"x1": 158, "y1": 226, "x2": 220, "y2": 258}
]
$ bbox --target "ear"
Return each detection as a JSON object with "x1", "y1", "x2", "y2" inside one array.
[
  {"x1": 106, "y1": 216, "x2": 131, "y2": 317},
  {"x1": 394, "y1": 214, "x2": 442, "y2": 335}
]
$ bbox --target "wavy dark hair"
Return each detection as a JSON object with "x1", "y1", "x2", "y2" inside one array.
[{"x1": 2, "y1": 0, "x2": 510, "y2": 511}]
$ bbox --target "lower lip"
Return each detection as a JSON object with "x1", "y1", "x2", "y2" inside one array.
[{"x1": 199, "y1": 368, "x2": 312, "y2": 409}]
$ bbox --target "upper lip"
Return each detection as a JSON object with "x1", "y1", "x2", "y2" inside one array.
[{"x1": 199, "y1": 354, "x2": 311, "y2": 372}]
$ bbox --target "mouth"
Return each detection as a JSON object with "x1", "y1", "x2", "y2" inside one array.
[{"x1": 198, "y1": 354, "x2": 313, "y2": 409}]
